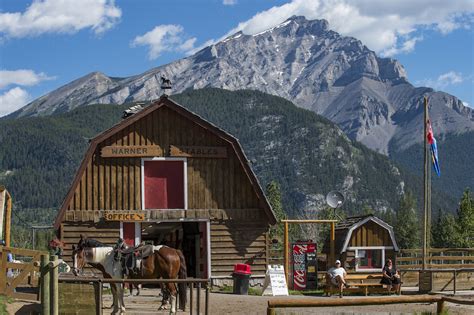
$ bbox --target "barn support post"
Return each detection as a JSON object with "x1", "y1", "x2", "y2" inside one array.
[{"x1": 40, "y1": 254, "x2": 50, "y2": 315}]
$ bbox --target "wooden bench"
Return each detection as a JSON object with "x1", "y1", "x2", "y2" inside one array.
[{"x1": 324, "y1": 274, "x2": 400, "y2": 296}]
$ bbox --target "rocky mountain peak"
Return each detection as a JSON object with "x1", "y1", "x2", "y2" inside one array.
[{"x1": 10, "y1": 18, "x2": 473, "y2": 155}]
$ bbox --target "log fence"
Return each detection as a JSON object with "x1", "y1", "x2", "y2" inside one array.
[{"x1": 267, "y1": 295, "x2": 474, "y2": 315}]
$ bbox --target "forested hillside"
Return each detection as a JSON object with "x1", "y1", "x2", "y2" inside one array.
[
  {"x1": 0, "y1": 89, "x2": 456, "y2": 232},
  {"x1": 390, "y1": 131, "x2": 474, "y2": 200}
]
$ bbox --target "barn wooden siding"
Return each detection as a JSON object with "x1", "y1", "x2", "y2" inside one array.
[
  {"x1": 61, "y1": 221, "x2": 120, "y2": 264},
  {"x1": 349, "y1": 221, "x2": 392, "y2": 247},
  {"x1": 64, "y1": 106, "x2": 260, "y2": 212},
  {"x1": 61, "y1": 210, "x2": 270, "y2": 275},
  {"x1": 58, "y1": 100, "x2": 274, "y2": 277}
]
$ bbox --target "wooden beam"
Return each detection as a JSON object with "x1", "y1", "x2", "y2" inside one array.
[
  {"x1": 284, "y1": 221, "x2": 289, "y2": 284},
  {"x1": 4, "y1": 190, "x2": 12, "y2": 247},
  {"x1": 267, "y1": 295, "x2": 442, "y2": 308},
  {"x1": 330, "y1": 222, "x2": 336, "y2": 265},
  {"x1": 281, "y1": 219, "x2": 338, "y2": 223}
]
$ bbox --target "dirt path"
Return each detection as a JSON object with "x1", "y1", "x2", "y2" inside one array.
[{"x1": 7, "y1": 289, "x2": 474, "y2": 314}]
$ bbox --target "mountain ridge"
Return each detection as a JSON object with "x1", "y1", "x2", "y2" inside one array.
[
  {"x1": 0, "y1": 88, "x2": 456, "y2": 215},
  {"x1": 9, "y1": 16, "x2": 473, "y2": 156}
]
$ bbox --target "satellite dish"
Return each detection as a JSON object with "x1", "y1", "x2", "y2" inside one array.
[{"x1": 326, "y1": 191, "x2": 345, "y2": 209}]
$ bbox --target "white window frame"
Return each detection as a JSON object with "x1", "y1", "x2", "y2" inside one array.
[
  {"x1": 140, "y1": 157, "x2": 188, "y2": 210},
  {"x1": 348, "y1": 246, "x2": 393, "y2": 272}
]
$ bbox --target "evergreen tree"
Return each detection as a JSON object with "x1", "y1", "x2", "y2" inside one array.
[
  {"x1": 432, "y1": 209, "x2": 460, "y2": 248},
  {"x1": 266, "y1": 181, "x2": 286, "y2": 241},
  {"x1": 394, "y1": 192, "x2": 420, "y2": 249},
  {"x1": 456, "y1": 189, "x2": 474, "y2": 247}
]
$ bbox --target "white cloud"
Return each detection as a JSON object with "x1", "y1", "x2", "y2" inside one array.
[
  {"x1": 0, "y1": 87, "x2": 30, "y2": 117},
  {"x1": 0, "y1": 0, "x2": 121, "y2": 38},
  {"x1": 223, "y1": 0, "x2": 237, "y2": 5},
  {"x1": 199, "y1": 0, "x2": 474, "y2": 57},
  {"x1": 0, "y1": 69, "x2": 55, "y2": 89},
  {"x1": 417, "y1": 71, "x2": 464, "y2": 90},
  {"x1": 131, "y1": 25, "x2": 197, "y2": 60}
]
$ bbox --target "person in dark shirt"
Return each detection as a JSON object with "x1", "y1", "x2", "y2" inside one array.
[{"x1": 380, "y1": 259, "x2": 401, "y2": 294}]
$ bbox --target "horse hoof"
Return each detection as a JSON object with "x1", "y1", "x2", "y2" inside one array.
[{"x1": 158, "y1": 305, "x2": 168, "y2": 310}]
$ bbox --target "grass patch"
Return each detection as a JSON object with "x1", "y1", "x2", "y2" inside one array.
[{"x1": 0, "y1": 295, "x2": 13, "y2": 315}]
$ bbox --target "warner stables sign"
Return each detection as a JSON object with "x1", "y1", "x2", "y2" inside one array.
[
  {"x1": 104, "y1": 211, "x2": 145, "y2": 222},
  {"x1": 170, "y1": 145, "x2": 227, "y2": 158},
  {"x1": 101, "y1": 145, "x2": 227, "y2": 158},
  {"x1": 101, "y1": 145, "x2": 162, "y2": 157}
]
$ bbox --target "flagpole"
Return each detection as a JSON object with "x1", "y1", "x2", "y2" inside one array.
[{"x1": 422, "y1": 96, "x2": 429, "y2": 271}]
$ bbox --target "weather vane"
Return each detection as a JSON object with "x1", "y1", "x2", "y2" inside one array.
[{"x1": 161, "y1": 76, "x2": 172, "y2": 97}]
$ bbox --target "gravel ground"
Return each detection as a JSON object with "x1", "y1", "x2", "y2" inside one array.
[{"x1": 6, "y1": 289, "x2": 474, "y2": 314}]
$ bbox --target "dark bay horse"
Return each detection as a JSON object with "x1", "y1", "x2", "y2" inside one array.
[{"x1": 72, "y1": 236, "x2": 187, "y2": 314}]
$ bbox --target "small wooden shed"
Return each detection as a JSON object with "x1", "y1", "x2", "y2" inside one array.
[
  {"x1": 53, "y1": 95, "x2": 276, "y2": 282},
  {"x1": 325, "y1": 215, "x2": 399, "y2": 272}
]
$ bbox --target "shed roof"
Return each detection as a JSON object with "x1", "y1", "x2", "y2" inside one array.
[
  {"x1": 323, "y1": 215, "x2": 399, "y2": 254},
  {"x1": 339, "y1": 215, "x2": 399, "y2": 253},
  {"x1": 54, "y1": 96, "x2": 276, "y2": 228}
]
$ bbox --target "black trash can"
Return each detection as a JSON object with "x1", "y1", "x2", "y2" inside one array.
[{"x1": 232, "y1": 263, "x2": 251, "y2": 295}]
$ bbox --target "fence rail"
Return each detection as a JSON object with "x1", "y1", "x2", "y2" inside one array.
[
  {"x1": 397, "y1": 248, "x2": 474, "y2": 269},
  {"x1": 266, "y1": 295, "x2": 474, "y2": 315},
  {"x1": 58, "y1": 276, "x2": 211, "y2": 315}
]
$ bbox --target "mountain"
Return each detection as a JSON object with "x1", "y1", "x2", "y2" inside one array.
[
  {"x1": 0, "y1": 89, "x2": 455, "y2": 216},
  {"x1": 10, "y1": 16, "x2": 473, "y2": 154}
]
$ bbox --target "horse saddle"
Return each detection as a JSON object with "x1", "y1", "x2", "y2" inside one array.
[{"x1": 114, "y1": 243, "x2": 155, "y2": 276}]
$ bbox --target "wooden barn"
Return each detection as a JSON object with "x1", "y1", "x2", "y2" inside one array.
[
  {"x1": 53, "y1": 95, "x2": 276, "y2": 283},
  {"x1": 324, "y1": 215, "x2": 399, "y2": 272}
]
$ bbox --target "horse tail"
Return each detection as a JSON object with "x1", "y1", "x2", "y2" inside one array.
[{"x1": 177, "y1": 249, "x2": 187, "y2": 310}]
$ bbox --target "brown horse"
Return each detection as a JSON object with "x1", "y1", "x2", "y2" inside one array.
[
  {"x1": 128, "y1": 243, "x2": 187, "y2": 311},
  {"x1": 72, "y1": 236, "x2": 187, "y2": 314}
]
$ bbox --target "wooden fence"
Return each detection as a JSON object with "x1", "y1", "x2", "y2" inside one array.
[
  {"x1": 269, "y1": 247, "x2": 474, "y2": 270},
  {"x1": 0, "y1": 246, "x2": 47, "y2": 300},
  {"x1": 397, "y1": 248, "x2": 474, "y2": 269}
]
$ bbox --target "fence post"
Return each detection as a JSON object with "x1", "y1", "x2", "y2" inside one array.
[
  {"x1": 197, "y1": 282, "x2": 201, "y2": 315},
  {"x1": 190, "y1": 283, "x2": 193, "y2": 315},
  {"x1": 50, "y1": 255, "x2": 58, "y2": 315},
  {"x1": 436, "y1": 299, "x2": 445, "y2": 314},
  {"x1": 40, "y1": 254, "x2": 50, "y2": 315},
  {"x1": 205, "y1": 282, "x2": 209, "y2": 315}
]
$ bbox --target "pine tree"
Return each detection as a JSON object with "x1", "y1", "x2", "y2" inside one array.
[
  {"x1": 432, "y1": 209, "x2": 460, "y2": 248},
  {"x1": 394, "y1": 192, "x2": 420, "y2": 249},
  {"x1": 266, "y1": 181, "x2": 286, "y2": 241},
  {"x1": 456, "y1": 189, "x2": 474, "y2": 247}
]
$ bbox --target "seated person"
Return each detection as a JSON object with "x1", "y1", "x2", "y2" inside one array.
[
  {"x1": 326, "y1": 260, "x2": 349, "y2": 297},
  {"x1": 380, "y1": 259, "x2": 401, "y2": 294}
]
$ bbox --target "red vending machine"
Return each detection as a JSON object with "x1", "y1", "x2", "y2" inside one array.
[{"x1": 292, "y1": 241, "x2": 317, "y2": 290}]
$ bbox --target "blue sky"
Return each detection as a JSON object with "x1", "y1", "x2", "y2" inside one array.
[{"x1": 0, "y1": 0, "x2": 473, "y2": 116}]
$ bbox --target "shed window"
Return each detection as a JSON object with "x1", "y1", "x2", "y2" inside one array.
[{"x1": 357, "y1": 249, "x2": 383, "y2": 269}]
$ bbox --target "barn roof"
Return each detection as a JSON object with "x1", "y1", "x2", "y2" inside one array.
[{"x1": 54, "y1": 96, "x2": 276, "y2": 228}]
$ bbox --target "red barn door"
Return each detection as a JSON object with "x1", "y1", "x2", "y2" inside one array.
[{"x1": 144, "y1": 160, "x2": 185, "y2": 209}]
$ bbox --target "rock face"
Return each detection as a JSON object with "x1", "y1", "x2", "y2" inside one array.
[{"x1": 10, "y1": 16, "x2": 474, "y2": 154}]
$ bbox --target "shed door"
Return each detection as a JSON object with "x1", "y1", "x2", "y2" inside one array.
[{"x1": 144, "y1": 160, "x2": 185, "y2": 209}]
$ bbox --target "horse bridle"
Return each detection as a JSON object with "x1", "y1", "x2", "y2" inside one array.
[{"x1": 71, "y1": 244, "x2": 84, "y2": 276}]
